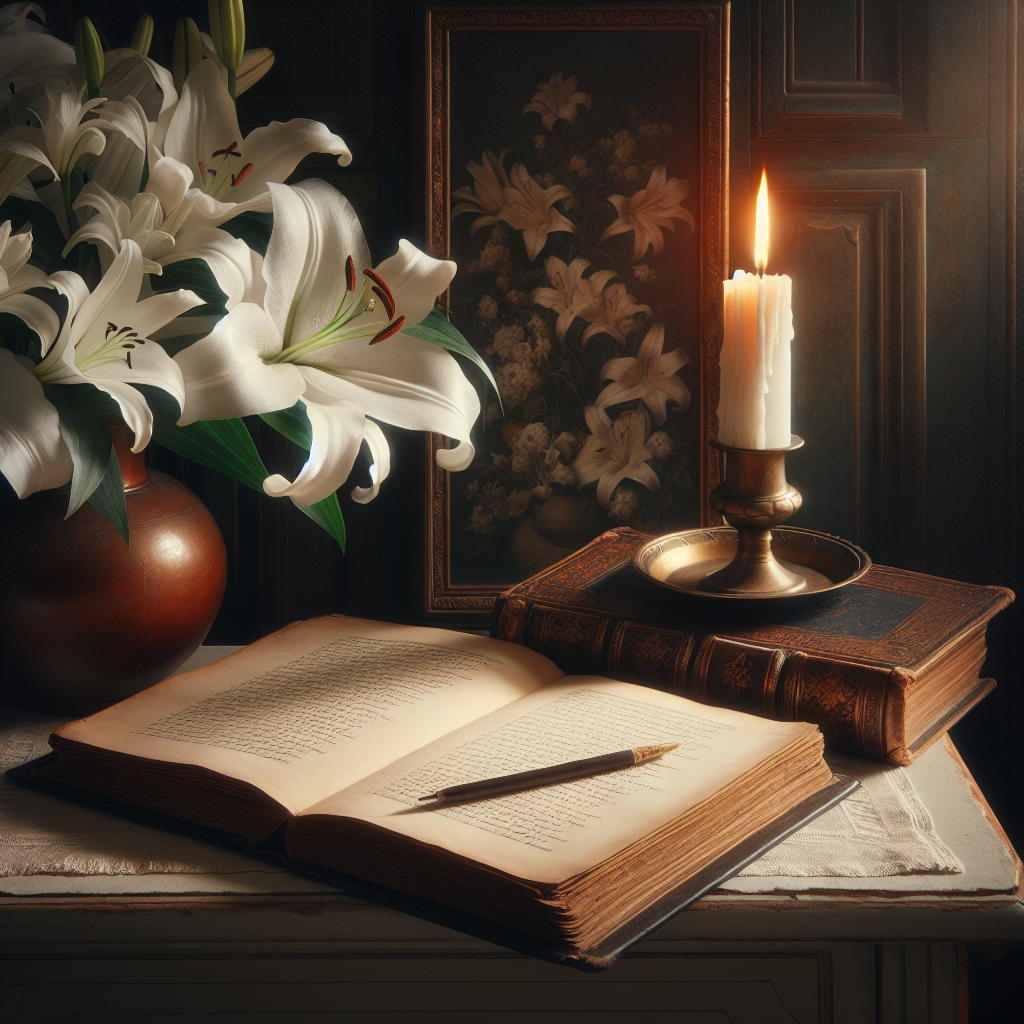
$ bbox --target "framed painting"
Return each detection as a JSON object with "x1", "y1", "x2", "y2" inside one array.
[{"x1": 424, "y1": 6, "x2": 728, "y2": 622}]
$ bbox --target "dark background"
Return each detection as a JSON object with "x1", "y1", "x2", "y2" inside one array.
[{"x1": 42, "y1": 0, "x2": 1024, "y2": 1015}]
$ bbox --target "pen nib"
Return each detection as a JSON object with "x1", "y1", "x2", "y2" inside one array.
[{"x1": 632, "y1": 743, "x2": 679, "y2": 764}]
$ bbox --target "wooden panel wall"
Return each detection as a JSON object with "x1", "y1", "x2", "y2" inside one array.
[{"x1": 729, "y1": 0, "x2": 1020, "y2": 869}]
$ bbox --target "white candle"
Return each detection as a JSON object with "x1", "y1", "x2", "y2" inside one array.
[{"x1": 717, "y1": 172, "x2": 794, "y2": 449}]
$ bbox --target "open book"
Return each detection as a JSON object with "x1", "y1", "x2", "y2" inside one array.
[{"x1": 38, "y1": 616, "x2": 843, "y2": 964}]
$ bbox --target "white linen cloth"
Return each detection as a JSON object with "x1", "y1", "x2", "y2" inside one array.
[{"x1": 736, "y1": 753, "x2": 963, "y2": 877}]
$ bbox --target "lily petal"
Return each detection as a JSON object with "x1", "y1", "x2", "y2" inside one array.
[
  {"x1": 352, "y1": 417, "x2": 391, "y2": 504},
  {"x1": 262, "y1": 387, "x2": 365, "y2": 506},
  {"x1": 0, "y1": 346, "x2": 71, "y2": 496},
  {"x1": 235, "y1": 118, "x2": 352, "y2": 201},
  {"x1": 0, "y1": 290, "x2": 59, "y2": 349},
  {"x1": 173, "y1": 301, "x2": 303, "y2": 423},
  {"x1": 301, "y1": 335, "x2": 479, "y2": 472},
  {"x1": 165, "y1": 225, "x2": 263, "y2": 310},
  {"x1": 264, "y1": 179, "x2": 370, "y2": 345}
]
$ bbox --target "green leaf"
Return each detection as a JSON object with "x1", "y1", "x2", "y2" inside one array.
[
  {"x1": 55, "y1": 406, "x2": 112, "y2": 519},
  {"x1": 43, "y1": 381, "x2": 120, "y2": 417},
  {"x1": 293, "y1": 492, "x2": 346, "y2": 552},
  {"x1": 156, "y1": 419, "x2": 269, "y2": 493},
  {"x1": 87, "y1": 442, "x2": 130, "y2": 544},
  {"x1": 403, "y1": 308, "x2": 502, "y2": 413},
  {"x1": 260, "y1": 402, "x2": 312, "y2": 449},
  {"x1": 152, "y1": 258, "x2": 229, "y2": 318},
  {"x1": 220, "y1": 211, "x2": 273, "y2": 257},
  {"x1": 142, "y1": 382, "x2": 267, "y2": 492}
]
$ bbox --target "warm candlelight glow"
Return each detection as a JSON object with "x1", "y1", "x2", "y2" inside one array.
[{"x1": 754, "y1": 169, "x2": 769, "y2": 274}]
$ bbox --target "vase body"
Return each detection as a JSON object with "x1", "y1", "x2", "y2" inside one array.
[{"x1": 0, "y1": 423, "x2": 227, "y2": 714}]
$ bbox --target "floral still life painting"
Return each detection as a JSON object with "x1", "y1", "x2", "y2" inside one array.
[{"x1": 426, "y1": 10, "x2": 728, "y2": 617}]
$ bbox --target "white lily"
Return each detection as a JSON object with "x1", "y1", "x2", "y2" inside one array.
[
  {"x1": 34, "y1": 239, "x2": 203, "y2": 453},
  {"x1": 63, "y1": 159, "x2": 267, "y2": 309},
  {"x1": 0, "y1": 345, "x2": 72, "y2": 496},
  {"x1": 0, "y1": 11, "x2": 77, "y2": 132},
  {"x1": 0, "y1": 78, "x2": 148, "y2": 208},
  {"x1": 0, "y1": 215, "x2": 74, "y2": 497},
  {"x1": 82, "y1": 49, "x2": 179, "y2": 202},
  {"x1": 161, "y1": 59, "x2": 351, "y2": 205},
  {"x1": 174, "y1": 179, "x2": 480, "y2": 506}
]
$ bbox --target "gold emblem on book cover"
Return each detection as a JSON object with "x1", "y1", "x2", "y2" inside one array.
[{"x1": 722, "y1": 652, "x2": 752, "y2": 699}]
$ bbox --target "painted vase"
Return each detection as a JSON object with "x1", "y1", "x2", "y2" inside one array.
[{"x1": 0, "y1": 421, "x2": 227, "y2": 714}]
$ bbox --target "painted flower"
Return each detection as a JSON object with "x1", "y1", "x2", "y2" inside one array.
[
  {"x1": 584, "y1": 281, "x2": 651, "y2": 346},
  {"x1": 452, "y1": 148, "x2": 512, "y2": 236},
  {"x1": 499, "y1": 163, "x2": 576, "y2": 260},
  {"x1": 596, "y1": 322, "x2": 690, "y2": 424},
  {"x1": 573, "y1": 406, "x2": 659, "y2": 508},
  {"x1": 523, "y1": 72, "x2": 591, "y2": 131},
  {"x1": 173, "y1": 179, "x2": 479, "y2": 506},
  {"x1": 531, "y1": 256, "x2": 613, "y2": 340},
  {"x1": 160, "y1": 59, "x2": 351, "y2": 205},
  {"x1": 601, "y1": 165, "x2": 695, "y2": 262},
  {"x1": 531, "y1": 256, "x2": 649, "y2": 345}
]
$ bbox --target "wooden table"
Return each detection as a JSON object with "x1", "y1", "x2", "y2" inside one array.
[{"x1": 1, "y1": 651, "x2": 1021, "y2": 1024}]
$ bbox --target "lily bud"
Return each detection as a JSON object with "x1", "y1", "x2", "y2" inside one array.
[
  {"x1": 208, "y1": 0, "x2": 245, "y2": 70},
  {"x1": 130, "y1": 14, "x2": 154, "y2": 57},
  {"x1": 173, "y1": 17, "x2": 203, "y2": 95},
  {"x1": 74, "y1": 17, "x2": 104, "y2": 99}
]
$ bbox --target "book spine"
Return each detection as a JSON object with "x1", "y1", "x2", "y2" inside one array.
[{"x1": 494, "y1": 598, "x2": 906, "y2": 763}]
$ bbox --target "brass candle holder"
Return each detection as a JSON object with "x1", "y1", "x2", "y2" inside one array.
[{"x1": 701, "y1": 435, "x2": 807, "y2": 596}]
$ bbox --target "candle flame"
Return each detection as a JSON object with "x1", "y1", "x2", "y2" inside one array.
[{"x1": 754, "y1": 169, "x2": 769, "y2": 274}]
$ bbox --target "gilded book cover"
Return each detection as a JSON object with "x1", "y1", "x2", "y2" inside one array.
[{"x1": 492, "y1": 529, "x2": 1014, "y2": 764}]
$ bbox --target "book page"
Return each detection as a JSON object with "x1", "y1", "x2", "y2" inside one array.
[
  {"x1": 298, "y1": 677, "x2": 820, "y2": 883},
  {"x1": 55, "y1": 616, "x2": 565, "y2": 814}
]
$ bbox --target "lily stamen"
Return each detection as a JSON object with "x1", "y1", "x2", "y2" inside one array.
[
  {"x1": 78, "y1": 322, "x2": 143, "y2": 371},
  {"x1": 371, "y1": 286, "x2": 395, "y2": 320},
  {"x1": 345, "y1": 255, "x2": 356, "y2": 292},
  {"x1": 363, "y1": 269, "x2": 395, "y2": 312},
  {"x1": 370, "y1": 316, "x2": 406, "y2": 345},
  {"x1": 232, "y1": 162, "x2": 254, "y2": 187}
]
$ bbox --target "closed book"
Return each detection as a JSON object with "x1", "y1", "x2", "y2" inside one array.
[{"x1": 492, "y1": 528, "x2": 1014, "y2": 765}]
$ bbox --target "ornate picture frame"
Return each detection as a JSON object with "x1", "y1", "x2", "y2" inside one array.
[{"x1": 424, "y1": 6, "x2": 728, "y2": 623}]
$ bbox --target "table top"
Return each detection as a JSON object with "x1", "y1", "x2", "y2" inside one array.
[{"x1": 2, "y1": 647, "x2": 1021, "y2": 952}]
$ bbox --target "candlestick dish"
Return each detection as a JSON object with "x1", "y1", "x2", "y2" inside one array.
[
  {"x1": 634, "y1": 434, "x2": 871, "y2": 601},
  {"x1": 634, "y1": 526, "x2": 871, "y2": 603}
]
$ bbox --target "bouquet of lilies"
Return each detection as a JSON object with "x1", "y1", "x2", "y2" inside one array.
[{"x1": 0, "y1": 0, "x2": 487, "y2": 548}]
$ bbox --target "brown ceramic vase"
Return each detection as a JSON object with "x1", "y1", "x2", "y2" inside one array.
[{"x1": 0, "y1": 421, "x2": 227, "y2": 714}]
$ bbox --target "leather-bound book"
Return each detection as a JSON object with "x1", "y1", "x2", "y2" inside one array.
[{"x1": 492, "y1": 528, "x2": 1014, "y2": 765}]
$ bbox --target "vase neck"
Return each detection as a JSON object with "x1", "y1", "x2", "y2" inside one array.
[{"x1": 107, "y1": 417, "x2": 150, "y2": 491}]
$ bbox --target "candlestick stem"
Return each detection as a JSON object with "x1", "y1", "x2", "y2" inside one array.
[{"x1": 702, "y1": 436, "x2": 806, "y2": 596}]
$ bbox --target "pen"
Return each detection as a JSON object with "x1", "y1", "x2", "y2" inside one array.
[{"x1": 418, "y1": 743, "x2": 679, "y2": 805}]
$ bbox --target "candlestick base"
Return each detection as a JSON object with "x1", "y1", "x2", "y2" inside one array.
[{"x1": 701, "y1": 435, "x2": 806, "y2": 597}]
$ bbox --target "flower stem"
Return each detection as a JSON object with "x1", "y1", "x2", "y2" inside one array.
[{"x1": 227, "y1": 67, "x2": 236, "y2": 101}]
